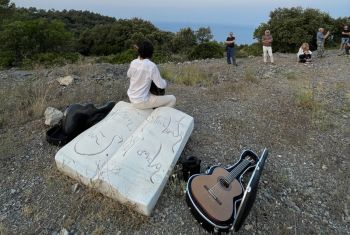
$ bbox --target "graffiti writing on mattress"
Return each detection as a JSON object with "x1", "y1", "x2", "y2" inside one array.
[
  {"x1": 74, "y1": 130, "x2": 123, "y2": 156},
  {"x1": 146, "y1": 113, "x2": 186, "y2": 153},
  {"x1": 137, "y1": 143, "x2": 162, "y2": 184}
]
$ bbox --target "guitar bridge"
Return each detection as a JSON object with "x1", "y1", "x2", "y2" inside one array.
[{"x1": 204, "y1": 185, "x2": 222, "y2": 205}]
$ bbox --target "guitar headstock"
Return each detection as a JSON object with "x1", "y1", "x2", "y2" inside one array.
[{"x1": 244, "y1": 155, "x2": 257, "y2": 165}]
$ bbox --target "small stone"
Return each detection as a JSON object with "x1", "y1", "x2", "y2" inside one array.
[
  {"x1": 244, "y1": 224, "x2": 253, "y2": 231},
  {"x1": 277, "y1": 155, "x2": 282, "y2": 158},
  {"x1": 71, "y1": 183, "x2": 79, "y2": 193},
  {"x1": 342, "y1": 115, "x2": 348, "y2": 119},
  {"x1": 44, "y1": 107, "x2": 63, "y2": 126},
  {"x1": 57, "y1": 75, "x2": 74, "y2": 86},
  {"x1": 10, "y1": 189, "x2": 16, "y2": 194},
  {"x1": 322, "y1": 165, "x2": 327, "y2": 170},
  {"x1": 59, "y1": 228, "x2": 69, "y2": 235}
]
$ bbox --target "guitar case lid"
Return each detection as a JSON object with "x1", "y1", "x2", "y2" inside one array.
[{"x1": 232, "y1": 148, "x2": 269, "y2": 232}]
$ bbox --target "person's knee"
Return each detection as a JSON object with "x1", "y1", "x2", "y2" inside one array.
[{"x1": 169, "y1": 95, "x2": 176, "y2": 107}]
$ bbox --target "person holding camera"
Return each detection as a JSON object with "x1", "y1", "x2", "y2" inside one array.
[{"x1": 316, "y1": 28, "x2": 330, "y2": 58}]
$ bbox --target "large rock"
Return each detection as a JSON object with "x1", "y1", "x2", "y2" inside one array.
[
  {"x1": 44, "y1": 107, "x2": 63, "y2": 126},
  {"x1": 55, "y1": 101, "x2": 194, "y2": 216}
]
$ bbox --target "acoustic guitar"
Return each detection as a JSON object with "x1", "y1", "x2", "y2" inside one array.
[{"x1": 186, "y1": 151, "x2": 258, "y2": 232}]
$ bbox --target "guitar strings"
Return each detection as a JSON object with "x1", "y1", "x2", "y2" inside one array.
[{"x1": 209, "y1": 160, "x2": 250, "y2": 195}]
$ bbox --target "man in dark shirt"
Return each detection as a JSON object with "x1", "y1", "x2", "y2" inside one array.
[
  {"x1": 225, "y1": 32, "x2": 237, "y2": 66},
  {"x1": 340, "y1": 25, "x2": 350, "y2": 54}
]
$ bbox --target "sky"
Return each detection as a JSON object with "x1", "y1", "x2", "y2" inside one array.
[{"x1": 11, "y1": 0, "x2": 350, "y2": 44}]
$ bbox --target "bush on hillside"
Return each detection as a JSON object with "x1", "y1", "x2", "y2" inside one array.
[
  {"x1": 236, "y1": 43, "x2": 262, "y2": 57},
  {"x1": 98, "y1": 49, "x2": 137, "y2": 64},
  {"x1": 189, "y1": 42, "x2": 224, "y2": 60}
]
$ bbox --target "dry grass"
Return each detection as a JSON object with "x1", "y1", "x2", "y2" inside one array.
[
  {"x1": 296, "y1": 88, "x2": 314, "y2": 109},
  {"x1": 91, "y1": 226, "x2": 105, "y2": 235},
  {"x1": 0, "y1": 223, "x2": 7, "y2": 235},
  {"x1": 160, "y1": 64, "x2": 215, "y2": 86},
  {"x1": 244, "y1": 68, "x2": 257, "y2": 83},
  {"x1": 346, "y1": 90, "x2": 350, "y2": 104},
  {"x1": 0, "y1": 72, "x2": 127, "y2": 128},
  {"x1": 285, "y1": 71, "x2": 297, "y2": 80},
  {"x1": 0, "y1": 77, "x2": 53, "y2": 127}
]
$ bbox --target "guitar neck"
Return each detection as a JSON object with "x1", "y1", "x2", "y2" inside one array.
[{"x1": 226, "y1": 160, "x2": 251, "y2": 184}]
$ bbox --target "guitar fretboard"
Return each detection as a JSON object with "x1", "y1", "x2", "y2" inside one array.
[{"x1": 225, "y1": 159, "x2": 251, "y2": 183}]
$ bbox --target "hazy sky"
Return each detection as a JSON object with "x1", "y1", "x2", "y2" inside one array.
[{"x1": 11, "y1": 0, "x2": 350, "y2": 27}]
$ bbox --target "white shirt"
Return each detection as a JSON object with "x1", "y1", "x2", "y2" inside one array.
[
  {"x1": 297, "y1": 47, "x2": 312, "y2": 57},
  {"x1": 127, "y1": 58, "x2": 167, "y2": 103}
]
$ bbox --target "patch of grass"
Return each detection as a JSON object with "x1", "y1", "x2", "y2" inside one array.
[
  {"x1": 0, "y1": 77, "x2": 53, "y2": 127},
  {"x1": 91, "y1": 226, "x2": 105, "y2": 235},
  {"x1": 346, "y1": 90, "x2": 350, "y2": 104},
  {"x1": 21, "y1": 205, "x2": 34, "y2": 217},
  {"x1": 286, "y1": 71, "x2": 297, "y2": 80},
  {"x1": 0, "y1": 129, "x2": 16, "y2": 161},
  {"x1": 295, "y1": 87, "x2": 333, "y2": 131},
  {"x1": 167, "y1": 167, "x2": 186, "y2": 197},
  {"x1": 296, "y1": 88, "x2": 314, "y2": 109},
  {"x1": 244, "y1": 68, "x2": 257, "y2": 83},
  {"x1": 0, "y1": 223, "x2": 8, "y2": 235},
  {"x1": 160, "y1": 64, "x2": 214, "y2": 86}
]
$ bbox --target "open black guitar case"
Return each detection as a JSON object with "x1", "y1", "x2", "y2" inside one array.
[{"x1": 186, "y1": 148, "x2": 268, "y2": 233}]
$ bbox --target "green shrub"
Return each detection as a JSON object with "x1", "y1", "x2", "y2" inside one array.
[
  {"x1": 237, "y1": 43, "x2": 262, "y2": 58},
  {"x1": 23, "y1": 52, "x2": 80, "y2": 67},
  {"x1": 98, "y1": 49, "x2": 136, "y2": 64},
  {"x1": 0, "y1": 51, "x2": 15, "y2": 68},
  {"x1": 189, "y1": 42, "x2": 224, "y2": 60}
]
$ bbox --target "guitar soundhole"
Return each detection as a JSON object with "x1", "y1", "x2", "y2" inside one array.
[{"x1": 219, "y1": 178, "x2": 230, "y2": 188}]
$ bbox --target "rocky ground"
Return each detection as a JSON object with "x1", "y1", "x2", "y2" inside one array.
[{"x1": 0, "y1": 50, "x2": 349, "y2": 235}]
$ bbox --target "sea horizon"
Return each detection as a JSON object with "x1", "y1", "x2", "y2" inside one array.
[{"x1": 154, "y1": 21, "x2": 257, "y2": 45}]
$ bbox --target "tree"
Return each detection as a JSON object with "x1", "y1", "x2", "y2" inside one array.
[
  {"x1": 195, "y1": 27, "x2": 213, "y2": 44},
  {"x1": 254, "y1": 7, "x2": 336, "y2": 52},
  {"x1": 0, "y1": 0, "x2": 15, "y2": 25},
  {"x1": 171, "y1": 27, "x2": 197, "y2": 53},
  {"x1": 0, "y1": 19, "x2": 74, "y2": 65}
]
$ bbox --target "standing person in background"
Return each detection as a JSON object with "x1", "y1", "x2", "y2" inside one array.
[
  {"x1": 225, "y1": 32, "x2": 237, "y2": 66},
  {"x1": 316, "y1": 28, "x2": 330, "y2": 58},
  {"x1": 339, "y1": 25, "x2": 350, "y2": 55},
  {"x1": 262, "y1": 30, "x2": 274, "y2": 64},
  {"x1": 127, "y1": 40, "x2": 176, "y2": 109}
]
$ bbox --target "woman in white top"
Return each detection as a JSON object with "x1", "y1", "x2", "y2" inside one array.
[
  {"x1": 127, "y1": 41, "x2": 176, "y2": 109},
  {"x1": 297, "y1": 43, "x2": 312, "y2": 63}
]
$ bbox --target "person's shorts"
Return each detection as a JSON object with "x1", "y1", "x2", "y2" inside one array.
[{"x1": 341, "y1": 38, "x2": 350, "y2": 44}]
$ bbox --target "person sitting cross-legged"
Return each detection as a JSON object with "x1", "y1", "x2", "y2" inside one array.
[
  {"x1": 297, "y1": 43, "x2": 312, "y2": 63},
  {"x1": 127, "y1": 40, "x2": 176, "y2": 109}
]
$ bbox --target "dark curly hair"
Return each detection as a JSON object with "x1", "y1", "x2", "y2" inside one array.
[{"x1": 137, "y1": 40, "x2": 154, "y2": 59}]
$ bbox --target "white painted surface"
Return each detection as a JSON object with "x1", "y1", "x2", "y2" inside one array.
[
  {"x1": 96, "y1": 107, "x2": 194, "y2": 215},
  {"x1": 55, "y1": 101, "x2": 152, "y2": 185},
  {"x1": 55, "y1": 102, "x2": 194, "y2": 216}
]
